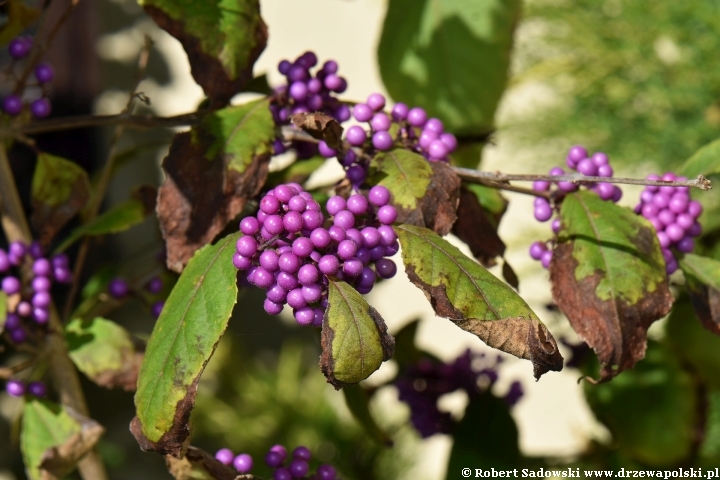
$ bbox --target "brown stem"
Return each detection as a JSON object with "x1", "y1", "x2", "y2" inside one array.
[
  {"x1": 63, "y1": 36, "x2": 154, "y2": 321},
  {"x1": 0, "y1": 147, "x2": 108, "y2": 480},
  {"x1": 452, "y1": 167, "x2": 712, "y2": 192},
  {"x1": 0, "y1": 356, "x2": 38, "y2": 379}
]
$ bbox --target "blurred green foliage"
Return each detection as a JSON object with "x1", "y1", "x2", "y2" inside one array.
[{"x1": 509, "y1": 0, "x2": 720, "y2": 170}]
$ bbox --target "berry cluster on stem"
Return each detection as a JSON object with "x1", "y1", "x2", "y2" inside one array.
[
  {"x1": 4, "y1": 36, "x2": 54, "y2": 118},
  {"x1": 215, "y1": 444, "x2": 338, "y2": 480}
]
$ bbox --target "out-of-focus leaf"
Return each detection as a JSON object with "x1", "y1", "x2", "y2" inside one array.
[
  {"x1": 266, "y1": 156, "x2": 325, "y2": 188},
  {"x1": 139, "y1": 0, "x2": 267, "y2": 105},
  {"x1": 320, "y1": 279, "x2": 394, "y2": 389},
  {"x1": 0, "y1": 0, "x2": 40, "y2": 46},
  {"x1": 158, "y1": 100, "x2": 273, "y2": 272},
  {"x1": 550, "y1": 191, "x2": 672, "y2": 382},
  {"x1": 452, "y1": 186, "x2": 505, "y2": 266},
  {"x1": 445, "y1": 393, "x2": 519, "y2": 478},
  {"x1": 465, "y1": 183, "x2": 508, "y2": 223},
  {"x1": 378, "y1": 0, "x2": 521, "y2": 134},
  {"x1": 680, "y1": 137, "x2": 720, "y2": 178},
  {"x1": 584, "y1": 341, "x2": 697, "y2": 466},
  {"x1": 132, "y1": 232, "x2": 239, "y2": 455},
  {"x1": 370, "y1": 149, "x2": 460, "y2": 235},
  {"x1": 342, "y1": 385, "x2": 393, "y2": 446},
  {"x1": 31, "y1": 153, "x2": 90, "y2": 246},
  {"x1": 0, "y1": 291, "x2": 6, "y2": 335},
  {"x1": 680, "y1": 253, "x2": 720, "y2": 335},
  {"x1": 396, "y1": 223, "x2": 563, "y2": 379},
  {"x1": 66, "y1": 317, "x2": 141, "y2": 391},
  {"x1": 21, "y1": 399, "x2": 103, "y2": 480}
]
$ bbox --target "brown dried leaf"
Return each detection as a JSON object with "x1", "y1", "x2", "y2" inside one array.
[
  {"x1": 38, "y1": 411, "x2": 104, "y2": 480},
  {"x1": 157, "y1": 132, "x2": 269, "y2": 272},
  {"x1": 452, "y1": 186, "x2": 505, "y2": 266},
  {"x1": 165, "y1": 446, "x2": 254, "y2": 480},
  {"x1": 290, "y1": 112, "x2": 344, "y2": 149},
  {"x1": 680, "y1": 254, "x2": 720, "y2": 335},
  {"x1": 502, "y1": 259, "x2": 519, "y2": 291}
]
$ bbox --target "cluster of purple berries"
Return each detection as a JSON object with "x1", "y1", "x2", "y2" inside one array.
[
  {"x1": 5, "y1": 378, "x2": 46, "y2": 398},
  {"x1": 529, "y1": 145, "x2": 623, "y2": 268},
  {"x1": 634, "y1": 173, "x2": 702, "y2": 274},
  {"x1": 234, "y1": 183, "x2": 398, "y2": 326},
  {"x1": 4, "y1": 36, "x2": 54, "y2": 118},
  {"x1": 215, "y1": 444, "x2": 338, "y2": 480},
  {"x1": 316, "y1": 93, "x2": 459, "y2": 187},
  {"x1": 395, "y1": 349, "x2": 522, "y2": 438},
  {"x1": 271, "y1": 51, "x2": 350, "y2": 159},
  {"x1": 107, "y1": 276, "x2": 165, "y2": 318},
  {"x1": 2, "y1": 241, "x2": 72, "y2": 343}
]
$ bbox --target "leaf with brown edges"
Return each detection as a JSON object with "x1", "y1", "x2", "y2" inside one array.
[
  {"x1": 679, "y1": 253, "x2": 720, "y2": 335},
  {"x1": 550, "y1": 191, "x2": 672, "y2": 382},
  {"x1": 396, "y1": 223, "x2": 562, "y2": 379}
]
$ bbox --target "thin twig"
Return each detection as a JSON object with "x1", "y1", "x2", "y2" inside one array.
[
  {"x1": 452, "y1": 167, "x2": 713, "y2": 191},
  {"x1": 0, "y1": 357, "x2": 38, "y2": 380},
  {"x1": 63, "y1": 36, "x2": 154, "y2": 321}
]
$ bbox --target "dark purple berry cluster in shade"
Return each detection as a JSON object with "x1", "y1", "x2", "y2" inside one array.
[
  {"x1": 395, "y1": 349, "x2": 523, "y2": 438},
  {"x1": 234, "y1": 183, "x2": 398, "y2": 326},
  {"x1": 316, "y1": 92, "x2": 458, "y2": 188},
  {"x1": 529, "y1": 145, "x2": 623, "y2": 269},
  {"x1": 4, "y1": 36, "x2": 54, "y2": 119},
  {"x1": 271, "y1": 52, "x2": 351, "y2": 159},
  {"x1": 1, "y1": 241, "x2": 71, "y2": 344},
  {"x1": 107, "y1": 275, "x2": 165, "y2": 318},
  {"x1": 215, "y1": 444, "x2": 338, "y2": 480},
  {"x1": 634, "y1": 173, "x2": 702, "y2": 274},
  {"x1": 5, "y1": 378, "x2": 46, "y2": 398}
]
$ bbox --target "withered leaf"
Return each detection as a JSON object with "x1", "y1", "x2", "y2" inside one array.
[
  {"x1": 141, "y1": 1, "x2": 267, "y2": 106},
  {"x1": 158, "y1": 130, "x2": 269, "y2": 273},
  {"x1": 679, "y1": 253, "x2": 720, "y2": 335},
  {"x1": 550, "y1": 192, "x2": 672, "y2": 382},
  {"x1": 396, "y1": 224, "x2": 562, "y2": 379},
  {"x1": 290, "y1": 112, "x2": 344, "y2": 149},
  {"x1": 452, "y1": 186, "x2": 506, "y2": 267},
  {"x1": 31, "y1": 153, "x2": 90, "y2": 246},
  {"x1": 165, "y1": 446, "x2": 253, "y2": 480},
  {"x1": 38, "y1": 411, "x2": 104, "y2": 479},
  {"x1": 502, "y1": 259, "x2": 519, "y2": 291}
]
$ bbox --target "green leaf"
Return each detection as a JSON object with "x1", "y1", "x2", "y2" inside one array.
[
  {"x1": 133, "y1": 232, "x2": 240, "y2": 454},
  {"x1": 680, "y1": 137, "x2": 720, "y2": 178},
  {"x1": 66, "y1": 317, "x2": 140, "y2": 391},
  {"x1": 31, "y1": 153, "x2": 90, "y2": 245},
  {"x1": 584, "y1": 341, "x2": 698, "y2": 466},
  {"x1": 551, "y1": 191, "x2": 672, "y2": 381},
  {"x1": 445, "y1": 393, "x2": 519, "y2": 478},
  {"x1": 55, "y1": 199, "x2": 147, "y2": 253},
  {"x1": 679, "y1": 253, "x2": 720, "y2": 335},
  {"x1": 320, "y1": 279, "x2": 394, "y2": 389},
  {"x1": 139, "y1": 0, "x2": 266, "y2": 103},
  {"x1": 395, "y1": 224, "x2": 563, "y2": 379},
  {"x1": 370, "y1": 149, "x2": 432, "y2": 210},
  {"x1": 342, "y1": 385, "x2": 393, "y2": 446},
  {"x1": 199, "y1": 98, "x2": 276, "y2": 172},
  {"x1": 465, "y1": 183, "x2": 507, "y2": 220},
  {"x1": 21, "y1": 399, "x2": 103, "y2": 480},
  {"x1": 377, "y1": 0, "x2": 521, "y2": 134},
  {"x1": 0, "y1": 291, "x2": 6, "y2": 335}
]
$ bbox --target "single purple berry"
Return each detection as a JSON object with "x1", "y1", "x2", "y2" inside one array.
[
  {"x1": 8, "y1": 37, "x2": 31, "y2": 59},
  {"x1": 370, "y1": 112, "x2": 391, "y2": 131},
  {"x1": 346, "y1": 125, "x2": 367, "y2": 146},
  {"x1": 534, "y1": 202, "x2": 552, "y2": 222},
  {"x1": 29, "y1": 241, "x2": 43, "y2": 259},
  {"x1": 274, "y1": 467, "x2": 293, "y2": 480},
  {"x1": 145, "y1": 276, "x2": 163, "y2": 294},
  {"x1": 318, "y1": 140, "x2": 337, "y2": 158},
  {"x1": 407, "y1": 107, "x2": 427, "y2": 127},
  {"x1": 367, "y1": 93, "x2": 386, "y2": 111},
  {"x1": 9, "y1": 328, "x2": 27, "y2": 343},
  {"x1": 567, "y1": 145, "x2": 588, "y2": 164},
  {"x1": 32, "y1": 291, "x2": 51, "y2": 308},
  {"x1": 27, "y1": 381, "x2": 46, "y2": 397},
  {"x1": 6, "y1": 379, "x2": 25, "y2": 397},
  {"x1": 529, "y1": 242, "x2": 547, "y2": 260},
  {"x1": 34, "y1": 63, "x2": 55, "y2": 84},
  {"x1": 3, "y1": 94, "x2": 23, "y2": 115},
  {"x1": 33, "y1": 307, "x2": 49, "y2": 324},
  {"x1": 372, "y1": 131, "x2": 393, "y2": 151},
  {"x1": 108, "y1": 278, "x2": 129, "y2": 298},
  {"x1": 215, "y1": 448, "x2": 234, "y2": 466},
  {"x1": 0, "y1": 250, "x2": 8, "y2": 272},
  {"x1": 392, "y1": 102, "x2": 409, "y2": 121},
  {"x1": 30, "y1": 98, "x2": 52, "y2": 118},
  {"x1": 290, "y1": 459, "x2": 309, "y2": 478},
  {"x1": 317, "y1": 464, "x2": 337, "y2": 480},
  {"x1": 5, "y1": 313, "x2": 20, "y2": 329},
  {"x1": 376, "y1": 258, "x2": 397, "y2": 279},
  {"x1": 233, "y1": 453, "x2": 253, "y2": 473},
  {"x1": 151, "y1": 301, "x2": 165, "y2": 318},
  {"x1": 677, "y1": 236, "x2": 695, "y2": 253},
  {"x1": 2, "y1": 276, "x2": 21, "y2": 295},
  {"x1": 293, "y1": 446, "x2": 311, "y2": 461},
  {"x1": 17, "y1": 301, "x2": 31, "y2": 317},
  {"x1": 540, "y1": 250, "x2": 553, "y2": 269},
  {"x1": 33, "y1": 258, "x2": 51, "y2": 277}
]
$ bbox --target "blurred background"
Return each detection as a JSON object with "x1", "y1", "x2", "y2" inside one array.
[{"x1": 1, "y1": 0, "x2": 720, "y2": 478}]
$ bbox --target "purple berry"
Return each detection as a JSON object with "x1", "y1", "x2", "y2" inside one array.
[
  {"x1": 533, "y1": 181, "x2": 549, "y2": 192},
  {"x1": 576, "y1": 158, "x2": 598, "y2": 176},
  {"x1": 3, "y1": 95, "x2": 22, "y2": 115},
  {"x1": 2, "y1": 276, "x2": 21, "y2": 295},
  {"x1": 318, "y1": 255, "x2": 339, "y2": 275},
  {"x1": 540, "y1": 250, "x2": 553, "y2": 269},
  {"x1": 370, "y1": 112, "x2": 391, "y2": 131},
  {"x1": 240, "y1": 217, "x2": 260, "y2": 235},
  {"x1": 346, "y1": 125, "x2": 367, "y2": 146},
  {"x1": 367, "y1": 93, "x2": 386, "y2": 111},
  {"x1": 27, "y1": 381, "x2": 46, "y2": 397},
  {"x1": 343, "y1": 258, "x2": 363, "y2": 277},
  {"x1": 529, "y1": 242, "x2": 547, "y2": 260},
  {"x1": 236, "y1": 236, "x2": 258, "y2": 257},
  {"x1": 33, "y1": 307, "x2": 49, "y2": 324},
  {"x1": 17, "y1": 301, "x2": 31, "y2": 317},
  {"x1": 298, "y1": 264, "x2": 319, "y2": 285},
  {"x1": 215, "y1": 448, "x2": 234, "y2": 465},
  {"x1": 34, "y1": 63, "x2": 55, "y2": 84},
  {"x1": 279, "y1": 253, "x2": 301, "y2": 273},
  {"x1": 290, "y1": 459, "x2": 309, "y2": 478},
  {"x1": 287, "y1": 288, "x2": 307, "y2": 309},
  {"x1": 264, "y1": 299, "x2": 284, "y2": 315},
  {"x1": 233, "y1": 253, "x2": 251, "y2": 270},
  {"x1": 677, "y1": 236, "x2": 695, "y2": 253},
  {"x1": 334, "y1": 210, "x2": 355, "y2": 229},
  {"x1": 427, "y1": 139, "x2": 449, "y2": 160},
  {"x1": 274, "y1": 467, "x2": 293, "y2": 480},
  {"x1": 233, "y1": 453, "x2": 253, "y2": 473},
  {"x1": 377, "y1": 205, "x2": 397, "y2": 225},
  {"x1": 9, "y1": 328, "x2": 26, "y2": 343},
  {"x1": 596, "y1": 182, "x2": 615, "y2": 201},
  {"x1": 688, "y1": 200, "x2": 703, "y2": 218},
  {"x1": 293, "y1": 446, "x2": 311, "y2": 461},
  {"x1": 372, "y1": 131, "x2": 393, "y2": 151},
  {"x1": 534, "y1": 201, "x2": 552, "y2": 222},
  {"x1": 317, "y1": 464, "x2": 337, "y2": 480},
  {"x1": 347, "y1": 194, "x2": 368, "y2": 215},
  {"x1": 567, "y1": 145, "x2": 588, "y2": 165},
  {"x1": 666, "y1": 223, "x2": 685, "y2": 242},
  {"x1": 32, "y1": 291, "x2": 51, "y2": 308},
  {"x1": 265, "y1": 450, "x2": 284, "y2": 468},
  {"x1": 31, "y1": 98, "x2": 52, "y2": 118},
  {"x1": 151, "y1": 301, "x2": 164, "y2": 318},
  {"x1": 407, "y1": 107, "x2": 427, "y2": 127},
  {"x1": 346, "y1": 165, "x2": 367, "y2": 185},
  {"x1": 294, "y1": 306, "x2": 315, "y2": 325},
  {"x1": 6, "y1": 379, "x2": 25, "y2": 397},
  {"x1": 5, "y1": 313, "x2": 20, "y2": 329},
  {"x1": 8, "y1": 37, "x2": 31, "y2": 58},
  {"x1": 376, "y1": 258, "x2": 397, "y2": 279},
  {"x1": 392, "y1": 102, "x2": 409, "y2": 121},
  {"x1": 318, "y1": 140, "x2": 337, "y2": 158},
  {"x1": 353, "y1": 103, "x2": 373, "y2": 122}
]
